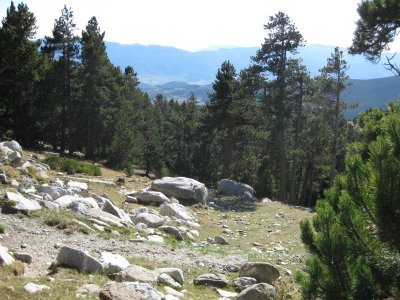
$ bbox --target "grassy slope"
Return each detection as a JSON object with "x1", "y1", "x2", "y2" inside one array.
[{"x1": 0, "y1": 154, "x2": 313, "y2": 299}]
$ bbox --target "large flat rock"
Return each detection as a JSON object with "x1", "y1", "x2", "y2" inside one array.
[{"x1": 151, "y1": 177, "x2": 208, "y2": 205}]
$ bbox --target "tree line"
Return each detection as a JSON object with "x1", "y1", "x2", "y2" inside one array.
[{"x1": 0, "y1": 3, "x2": 357, "y2": 206}]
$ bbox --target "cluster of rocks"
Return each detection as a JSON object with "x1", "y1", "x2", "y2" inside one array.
[{"x1": 192, "y1": 261, "x2": 280, "y2": 299}]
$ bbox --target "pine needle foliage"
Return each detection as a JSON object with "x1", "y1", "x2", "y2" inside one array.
[{"x1": 298, "y1": 106, "x2": 400, "y2": 299}]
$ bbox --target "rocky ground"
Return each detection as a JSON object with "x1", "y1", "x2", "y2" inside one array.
[{"x1": 0, "y1": 141, "x2": 313, "y2": 299}]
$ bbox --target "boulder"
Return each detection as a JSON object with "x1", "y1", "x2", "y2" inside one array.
[
  {"x1": 115, "y1": 265, "x2": 159, "y2": 286},
  {"x1": 236, "y1": 283, "x2": 276, "y2": 300},
  {"x1": 135, "y1": 190, "x2": 170, "y2": 205},
  {"x1": 239, "y1": 262, "x2": 280, "y2": 284},
  {"x1": 36, "y1": 184, "x2": 72, "y2": 200},
  {"x1": 159, "y1": 203, "x2": 193, "y2": 221},
  {"x1": 217, "y1": 179, "x2": 255, "y2": 199},
  {"x1": 0, "y1": 245, "x2": 15, "y2": 266},
  {"x1": 232, "y1": 277, "x2": 257, "y2": 291},
  {"x1": 102, "y1": 198, "x2": 132, "y2": 224},
  {"x1": 99, "y1": 252, "x2": 130, "y2": 272},
  {"x1": 100, "y1": 282, "x2": 164, "y2": 300},
  {"x1": 54, "y1": 195, "x2": 99, "y2": 215},
  {"x1": 2, "y1": 140, "x2": 22, "y2": 153},
  {"x1": 65, "y1": 180, "x2": 88, "y2": 191},
  {"x1": 193, "y1": 273, "x2": 228, "y2": 288},
  {"x1": 155, "y1": 267, "x2": 184, "y2": 284},
  {"x1": 56, "y1": 246, "x2": 103, "y2": 273},
  {"x1": 151, "y1": 177, "x2": 208, "y2": 205},
  {"x1": 133, "y1": 213, "x2": 165, "y2": 228},
  {"x1": 89, "y1": 209, "x2": 125, "y2": 227},
  {"x1": 4, "y1": 191, "x2": 41, "y2": 212},
  {"x1": 54, "y1": 195, "x2": 99, "y2": 210}
]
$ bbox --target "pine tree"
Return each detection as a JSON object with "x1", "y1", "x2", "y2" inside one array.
[
  {"x1": 252, "y1": 11, "x2": 305, "y2": 202},
  {"x1": 298, "y1": 106, "x2": 400, "y2": 299},
  {"x1": 80, "y1": 16, "x2": 114, "y2": 158},
  {"x1": 42, "y1": 5, "x2": 80, "y2": 153},
  {"x1": 0, "y1": 1, "x2": 44, "y2": 144},
  {"x1": 316, "y1": 47, "x2": 350, "y2": 185}
]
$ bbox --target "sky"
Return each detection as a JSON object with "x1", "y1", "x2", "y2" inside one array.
[{"x1": 1, "y1": 0, "x2": 399, "y2": 52}]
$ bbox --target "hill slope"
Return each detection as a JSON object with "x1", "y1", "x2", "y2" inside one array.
[{"x1": 106, "y1": 42, "x2": 394, "y2": 84}]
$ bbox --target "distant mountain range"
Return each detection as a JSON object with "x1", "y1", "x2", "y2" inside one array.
[
  {"x1": 105, "y1": 42, "x2": 400, "y2": 118},
  {"x1": 105, "y1": 42, "x2": 395, "y2": 84}
]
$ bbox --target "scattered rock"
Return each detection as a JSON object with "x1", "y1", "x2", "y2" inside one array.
[
  {"x1": 0, "y1": 244, "x2": 15, "y2": 266},
  {"x1": 213, "y1": 235, "x2": 229, "y2": 245},
  {"x1": 99, "y1": 252, "x2": 130, "y2": 272},
  {"x1": 102, "y1": 198, "x2": 132, "y2": 224},
  {"x1": 135, "y1": 190, "x2": 170, "y2": 205},
  {"x1": 24, "y1": 282, "x2": 50, "y2": 293},
  {"x1": 158, "y1": 273, "x2": 181, "y2": 289},
  {"x1": 151, "y1": 177, "x2": 208, "y2": 205},
  {"x1": 56, "y1": 246, "x2": 103, "y2": 273},
  {"x1": 164, "y1": 286, "x2": 184, "y2": 298},
  {"x1": 114, "y1": 265, "x2": 159, "y2": 286},
  {"x1": 14, "y1": 252, "x2": 32, "y2": 264},
  {"x1": 76, "y1": 284, "x2": 101, "y2": 297},
  {"x1": 155, "y1": 267, "x2": 184, "y2": 285},
  {"x1": 147, "y1": 235, "x2": 164, "y2": 244},
  {"x1": 125, "y1": 195, "x2": 138, "y2": 203},
  {"x1": 193, "y1": 273, "x2": 228, "y2": 288},
  {"x1": 236, "y1": 283, "x2": 276, "y2": 300},
  {"x1": 239, "y1": 262, "x2": 280, "y2": 284},
  {"x1": 99, "y1": 282, "x2": 145, "y2": 300},
  {"x1": 216, "y1": 288, "x2": 238, "y2": 298},
  {"x1": 232, "y1": 277, "x2": 257, "y2": 291},
  {"x1": 4, "y1": 191, "x2": 41, "y2": 212},
  {"x1": 133, "y1": 213, "x2": 165, "y2": 228},
  {"x1": 159, "y1": 203, "x2": 193, "y2": 221},
  {"x1": 159, "y1": 225, "x2": 183, "y2": 241},
  {"x1": 224, "y1": 263, "x2": 239, "y2": 272}
]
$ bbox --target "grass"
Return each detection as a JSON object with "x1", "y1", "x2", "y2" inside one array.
[
  {"x1": 43, "y1": 155, "x2": 101, "y2": 177},
  {"x1": 0, "y1": 267, "x2": 107, "y2": 300},
  {"x1": 0, "y1": 223, "x2": 4, "y2": 234},
  {"x1": 42, "y1": 210, "x2": 93, "y2": 235}
]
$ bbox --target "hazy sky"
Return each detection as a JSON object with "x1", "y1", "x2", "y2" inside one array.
[{"x1": 1, "y1": 0, "x2": 399, "y2": 52}]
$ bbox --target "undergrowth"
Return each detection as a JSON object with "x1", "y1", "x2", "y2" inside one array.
[{"x1": 43, "y1": 155, "x2": 101, "y2": 176}]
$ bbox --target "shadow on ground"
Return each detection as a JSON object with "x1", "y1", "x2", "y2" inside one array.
[{"x1": 211, "y1": 195, "x2": 258, "y2": 212}]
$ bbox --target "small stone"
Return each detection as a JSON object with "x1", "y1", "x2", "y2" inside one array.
[
  {"x1": 193, "y1": 273, "x2": 228, "y2": 288},
  {"x1": 24, "y1": 282, "x2": 50, "y2": 293},
  {"x1": 14, "y1": 252, "x2": 32, "y2": 264},
  {"x1": 213, "y1": 236, "x2": 229, "y2": 245},
  {"x1": 158, "y1": 273, "x2": 181, "y2": 289}
]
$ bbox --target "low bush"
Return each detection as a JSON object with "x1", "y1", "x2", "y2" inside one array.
[{"x1": 43, "y1": 155, "x2": 101, "y2": 176}]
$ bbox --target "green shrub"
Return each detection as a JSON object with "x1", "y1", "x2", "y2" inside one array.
[
  {"x1": 43, "y1": 155, "x2": 101, "y2": 176},
  {"x1": 0, "y1": 223, "x2": 5, "y2": 234}
]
